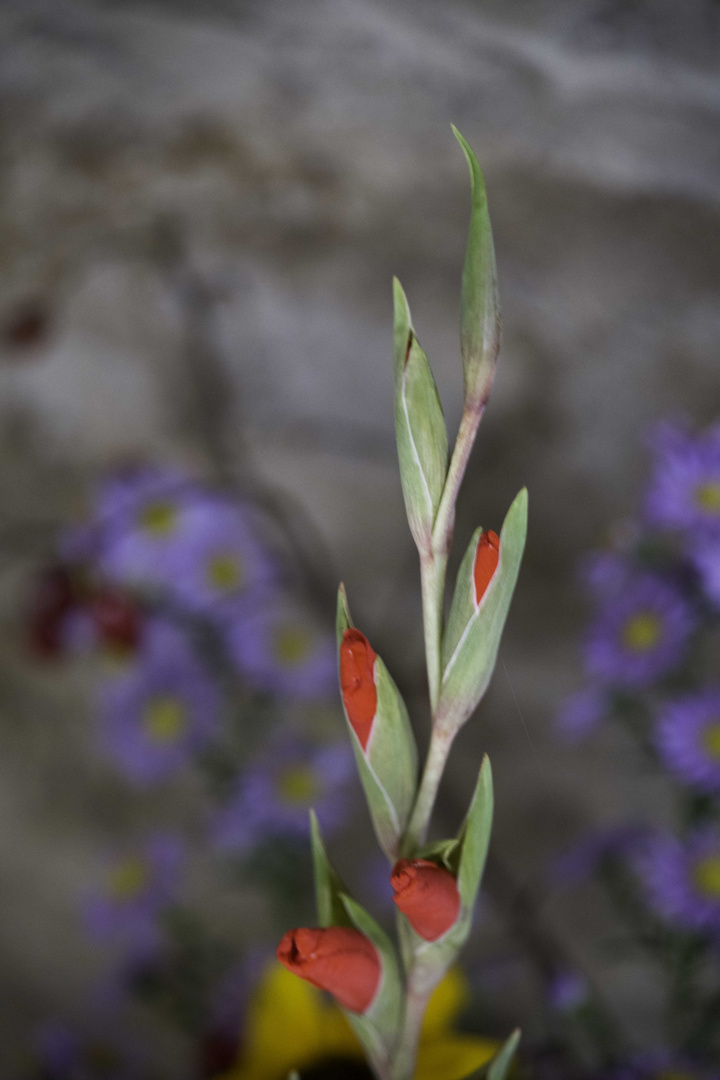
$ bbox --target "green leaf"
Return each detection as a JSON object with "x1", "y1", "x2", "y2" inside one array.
[
  {"x1": 340, "y1": 893, "x2": 403, "y2": 1066},
  {"x1": 393, "y1": 278, "x2": 448, "y2": 551},
  {"x1": 309, "y1": 810, "x2": 352, "y2": 928},
  {"x1": 452, "y1": 126, "x2": 501, "y2": 408},
  {"x1": 336, "y1": 582, "x2": 353, "y2": 647},
  {"x1": 456, "y1": 755, "x2": 493, "y2": 915},
  {"x1": 415, "y1": 837, "x2": 461, "y2": 873},
  {"x1": 337, "y1": 587, "x2": 418, "y2": 860},
  {"x1": 460, "y1": 1028, "x2": 521, "y2": 1079},
  {"x1": 287, "y1": 1072, "x2": 300, "y2": 1080},
  {"x1": 438, "y1": 488, "x2": 527, "y2": 734}
]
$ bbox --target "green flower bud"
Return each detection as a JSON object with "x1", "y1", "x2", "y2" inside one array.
[{"x1": 393, "y1": 278, "x2": 449, "y2": 553}]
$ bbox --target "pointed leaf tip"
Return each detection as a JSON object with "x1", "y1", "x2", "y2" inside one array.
[{"x1": 453, "y1": 129, "x2": 500, "y2": 409}]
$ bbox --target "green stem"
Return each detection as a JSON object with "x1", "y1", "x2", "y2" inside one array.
[
  {"x1": 432, "y1": 398, "x2": 485, "y2": 558},
  {"x1": 401, "y1": 726, "x2": 455, "y2": 855},
  {"x1": 419, "y1": 550, "x2": 446, "y2": 714},
  {"x1": 390, "y1": 981, "x2": 434, "y2": 1080}
]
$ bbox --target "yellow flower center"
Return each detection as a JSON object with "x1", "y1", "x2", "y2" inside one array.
[
  {"x1": 137, "y1": 500, "x2": 178, "y2": 536},
  {"x1": 277, "y1": 765, "x2": 319, "y2": 804},
  {"x1": 693, "y1": 854, "x2": 720, "y2": 898},
  {"x1": 144, "y1": 695, "x2": 186, "y2": 743},
  {"x1": 622, "y1": 612, "x2": 662, "y2": 652},
  {"x1": 207, "y1": 553, "x2": 244, "y2": 593},
  {"x1": 695, "y1": 481, "x2": 720, "y2": 514},
  {"x1": 109, "y1": 857, "x2": 147, "y2": 900},
  {"x1": 701, "y1": 721, "x2": 720, "y2": 761},
  {"x1": 273, "y1": 625, "x2": 312, "y2": 666}
]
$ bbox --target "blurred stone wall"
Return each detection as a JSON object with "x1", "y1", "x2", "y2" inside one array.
[{"x1": 0, "y1": 0, "x2": 719, "y2": 1070}]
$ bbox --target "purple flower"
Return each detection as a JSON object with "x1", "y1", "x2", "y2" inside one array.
[
  {"x1": 691, "y1": 534, "x2": 720, "y2": 609},
  {"x1": 655, "y1": 688, "x2": 720, "y2": 793},
  {"x1": 584, "y1": 573, "x2": 694, "y2": 687},
  {"x1": 74, "y1": 467, "x2": 276, "y2": 615},
  {"x1": 645, "y1": 420, "x2": 720, "y2": 536},
  {"x1": 82, "y1": 833, "x2": 184, "y2": 960},
  {"x1": 60, "y1": 464, "x2": 192, "y2": 565},
  {"x1": 97, "y1": 618, "x2": 220, "y2": 784},
  {"x1": 226, "y1": 601, "x2": 336, "y2": 699},
  {"x1": 212, "y1": 739, "x2": 353, "y2": 853},
  {"x1": 141, "y1": 497, "x2": 277, "y2": 621},
  {"x1": 556, "y1": 686, "x2": 606, "y2": 741},
  {"x1": 634, "y1": 827, "x2": 720, "y2": 934}
]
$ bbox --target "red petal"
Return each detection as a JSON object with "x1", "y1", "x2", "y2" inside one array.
[
  {"x1": 473, "y1": 530, "x2": 500, "y2": 606},
  {"x1": 339, "y1": 629, "x2": 377, "y2": 750}
]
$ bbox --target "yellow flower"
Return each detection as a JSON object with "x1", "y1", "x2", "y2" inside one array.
[{"x1": 223, "y1": 961, "x2": 497, "y2": 1080}]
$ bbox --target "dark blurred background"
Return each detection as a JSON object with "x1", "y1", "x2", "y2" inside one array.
[{"x1": 1, "y1": 0, "x2": 720, "y2": 1074}]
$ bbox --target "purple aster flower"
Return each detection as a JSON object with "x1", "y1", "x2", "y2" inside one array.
[
  {"x1": 226, "y1": 601, "x2": 336, "y2": 699},
  {"x1": 655, "y1": 688, "x2": 720, "y2": 793},
  {"x1": 59, "y1": 464, "x2": 193, "y2": 565},
  {"x1": 556, "y1": 686, "x2": 606, "y2": 741},
  {"x1": 690, "y1": 534, "x2": 720, "y2": 609},
  {"x1": 96, "y1": 618, "x2": 220, "y2": 784},
  {"x1": 75, "y1": 467, "x2": 276, "y2": 615},
  {"x1": 158, "y1": 498, "x2": 278, "y2": 621},
  {"x1": 212, "y1": 738, "x2": 353, "y2": 853},
  {"x1": 645, "y1": 420, "x2": 720, "y2": 536},
  {"x1": 82, "y1": 833, "x2": 184, "y2": 961},
  {"x1": 634, "y1": 827, "x2": 720, "y2": 934},
  {"x1": 584, "y1": 573, "x2": 694, "y2": 687}
]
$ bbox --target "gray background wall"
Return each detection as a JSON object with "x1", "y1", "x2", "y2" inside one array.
[{"x1": 0, "y1": 0, "x2": 719, "y2": 1072}]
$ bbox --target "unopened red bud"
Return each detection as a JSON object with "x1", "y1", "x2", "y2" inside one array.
[
  {"x1": 277, "y1": 925, "x2": 380, "y2": 1013},
  {"x1": 473, "y1": 530, "x2": 499, "y2": 606},
  {"x1": 391, "y1": 858, "x2": 461, "y2": 941},
  {"x1": 339, "y1": 628, "x2": 377, "y2": 750},
  {"x1": 91, "y1": 588, "x2": 142, "y2": 652}
]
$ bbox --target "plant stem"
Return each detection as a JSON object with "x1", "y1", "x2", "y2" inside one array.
[
  {"x1": 390, "y1": 980, "x2": 434, "y2": 1080},
  {"x1": 419, "y1": 550, "x2": 446, "y2": 714},
  {"x1": 432, "y1": 398, "x2": 486, "y2": 559},
  {"x1": 401, "y1": 726, "x2": 455, "y2": 855}
]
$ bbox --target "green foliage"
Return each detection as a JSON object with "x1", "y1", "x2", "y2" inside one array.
[
  {"x1": 336, "y1": 586, "x2": 418, "y2": 859},
  {"x1": 438, "y1": 488, "x2": 528, "y2": 734},
  {"x1": 393, "y1": 278, "x2": 449, "y2": 552},
  {"x1": 452, "y1": 126, "x2": 501, "y2": 409},
  {"x1": 341, "y1": 892, "x2": 404, "y2": 1058},
  {"x1": 309, "y1": 809, "x2": 351, "y2": 928},
  {"x1": 461, "y1": 1028, "x2": 521, "y2": 1080}
]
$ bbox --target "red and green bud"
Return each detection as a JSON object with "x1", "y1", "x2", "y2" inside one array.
[
  {"x1": 339, "y1": 628, "x2": 377, "y2": 750},
  {"x1": 337, "y1": 587, "x2": 418, "y2": 859},
  {"x1": 391, "y1": 858, "x2": 461, "y2": 941},
  {"x1": 473, "y1": 529, "x2": 500, "y2": 606},
  {"x1": 438, "y1": 490, "x2": 527, "y2": 736},
  {"x1": 277, "y1": 925, "x2": 381, "y2": 1013}
]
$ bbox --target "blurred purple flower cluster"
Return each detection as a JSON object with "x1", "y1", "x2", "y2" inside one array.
[
  {"x1": 28, "y1": 464, "x2": 355, "y2": 1078},
  {"x1": 554, "y1": 420, "x2": 720, "y2": 1075}
]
